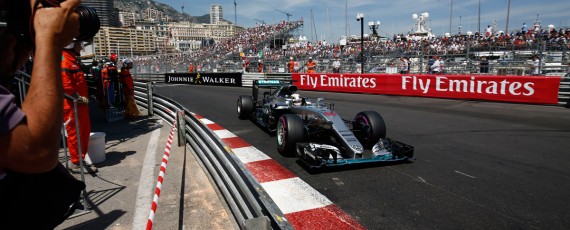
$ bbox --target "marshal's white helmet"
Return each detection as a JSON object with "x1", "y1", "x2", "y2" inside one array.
[{"x1": 123, "y1": 58, "x2": 133, "y2": 65}]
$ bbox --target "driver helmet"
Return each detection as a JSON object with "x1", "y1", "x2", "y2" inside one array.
[{"x1": 291, "y1": 93, "x2": 302, "y2": 106}]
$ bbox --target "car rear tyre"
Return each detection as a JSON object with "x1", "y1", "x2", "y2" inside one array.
[
  {"x1": 277, "y1": 114, "x2": 304, "y2": 156},
  {"x1": 354, "y1": 111, "x2": 386, "y2": 148},
  {"x1": 237, "y1": 96, "x2": 254, "y2": 120}
]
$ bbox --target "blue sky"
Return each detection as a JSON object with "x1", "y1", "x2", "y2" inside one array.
[{"x1": 157, "y1": 0, "x2": 570, "y2": 42}]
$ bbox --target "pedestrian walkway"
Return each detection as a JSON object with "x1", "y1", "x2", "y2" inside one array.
[{"x1": 56, "y1": 102, "x2": 236, "y2": 229}]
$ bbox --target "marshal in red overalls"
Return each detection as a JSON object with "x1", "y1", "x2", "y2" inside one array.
[{"x1": 62, "y1": 48, "x2": 91, "y2": 165}]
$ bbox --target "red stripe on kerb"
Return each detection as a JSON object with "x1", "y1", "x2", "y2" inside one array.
[
  {"x1": 194, "y1": 114, "x2": 204, "y2": 119},
  {"x1": 245, "y1": 159, "x2": 296, "y2": 183},
  {"x1": 207, "y1": 123, "x2": 224, "y2": 131},
  {"x1": 286, "y1": 205, "x2": 365, "y2": 230},
  {"x1": 223, "y1": 137, "x2": 251, "y2": 149}
]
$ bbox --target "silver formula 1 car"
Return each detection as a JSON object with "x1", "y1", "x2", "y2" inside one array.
[{"x1": 237, "y1": 80, "x2": 413, "y2": 169}]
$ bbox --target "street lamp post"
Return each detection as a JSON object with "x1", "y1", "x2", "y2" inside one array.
[
  {"x1": 368, "y1": 20, "x2": 380, "y2": 37},
  {"x1": 356, "y1": 13, "x2": 364, "y2": 73}
]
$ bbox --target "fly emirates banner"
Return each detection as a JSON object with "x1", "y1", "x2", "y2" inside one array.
[{"x1": 291, "y1": 73, "x2": 561, "y2": 104}]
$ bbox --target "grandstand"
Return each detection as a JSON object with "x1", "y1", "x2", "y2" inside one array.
[{"x1": 130, "y1": 21, "x2": 569, "y2": 77}]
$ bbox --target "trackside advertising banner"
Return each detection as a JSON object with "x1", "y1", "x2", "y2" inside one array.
[
  {"x1": 291, "y1": 73, "x2": 561, "y2": 104},
  {"x1": 165, "y1": 73, "x2": 242, "y2": 87}
]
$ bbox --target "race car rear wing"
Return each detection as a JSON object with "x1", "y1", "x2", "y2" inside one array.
[
  {"x1": 253, "y1": 80, "x2": 292, "y2": 88},
  {"x1": 252, "y1": 80, "x2": 295, "y2": 102}
]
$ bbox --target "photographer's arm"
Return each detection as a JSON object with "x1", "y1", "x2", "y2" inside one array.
[{"x1": 0, "y1": 0, "x2": 80, "y2": 173}]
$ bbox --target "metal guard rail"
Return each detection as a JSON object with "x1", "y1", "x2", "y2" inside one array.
[{"x1": 133, "y1": 81, "x2": 292, "y2": 229}]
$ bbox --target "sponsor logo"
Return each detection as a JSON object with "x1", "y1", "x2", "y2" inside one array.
[
  {"x1": 166, "y1": 76, "x2": 194, "y2": 83},
  {"x1": 165, "y1": 73, "x2": 242, "y2": 87},
  {"x1": 299, "y1": 74, "x2": 377, "y2": 89},
  {"x1": 196, "y1": 73, "x2": 202, "y2": 84},
  {"x1": 401, "y1": 76, "x2": 535, "y2": 96},
  {"x1": 201, "y1": 74, "x2": 237, "y2": 84},
  {"x1": 258, "y1": 80, "x2": 280, "y2": 85}
]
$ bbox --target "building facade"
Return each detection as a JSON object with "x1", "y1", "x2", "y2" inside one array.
[
  {"x1": 210, "y1": 4, "x2": 223, "y2": 24},
  {"x1": 90, "y1": 3, "x2": 243, "y2": 57},
  {"x1": 93, "y1": 26, "x2": 158, "y2": 57},
  {"x1": 83, "y1": 0, "x2": 120, "y2": 27}
]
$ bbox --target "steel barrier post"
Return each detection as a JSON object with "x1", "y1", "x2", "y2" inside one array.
[
  {"x1": 176, "y1": 110, "x2": 185, "y2": 147},
  {"x1": 147, "y1": 81, "x2": 154, "y2": 116},
  {"x1": 63, "y1": 94, "x2": 91, "y2": 217}
]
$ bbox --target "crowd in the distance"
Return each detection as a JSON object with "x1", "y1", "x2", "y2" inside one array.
[
  {"x1": 130, "y1": 21, "x2": 569, "y2": 74},
  {"x1": 263, "y1": 25, "x2": 570, "y2": 63},
  {"x1": 132, "y1": 20, "x2": 304, "y2": 73}
]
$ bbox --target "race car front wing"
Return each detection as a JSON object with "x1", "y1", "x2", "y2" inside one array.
[{"x1": 296, "y1": 138, "x2": 414, "y2": 169}]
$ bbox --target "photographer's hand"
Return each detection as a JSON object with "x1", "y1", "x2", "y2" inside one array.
[{"x1": 33, "y1": 0, "x2": 81, "y2": 49}]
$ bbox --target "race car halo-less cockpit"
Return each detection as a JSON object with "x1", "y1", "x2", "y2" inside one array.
[{"x1": 237, "y1": 80, "x2": 414, "y2": 169}]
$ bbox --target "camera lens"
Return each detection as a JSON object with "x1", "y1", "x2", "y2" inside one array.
[
  {"x1": 39, "y1": 0, "x2": 100, "y2": 41},
  {"x1": 75, "y1": 5, "x2": 100, "y2": 41}
]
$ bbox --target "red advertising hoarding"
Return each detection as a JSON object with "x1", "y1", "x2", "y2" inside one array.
[{"x1": 291, "y1": 73, "x2": 561, "y2": 104}]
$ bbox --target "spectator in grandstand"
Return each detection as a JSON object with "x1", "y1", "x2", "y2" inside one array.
[
  {"x1": 399, "y1": 57, "x2": 409, "y2": 74},
  {"x1": 431, "y1": 56, "x2": 444, "y2": 74},
  {"x1": 479, "y1": 56, "x2": 489, "y2": 74},
  {"x1": 61, "y1": 41, "x2": 96, "y2": 173},
  {"x1": 242, "y1": 56, "x2": 250, "y2": 72},
  {"x1": 485, "y1": 25, "x2": 493, "y2": 37},
  {"x1": 332, "y1": 58, "x2": 341, "y2": 73},
  {"x1": 306, "y1": 57, "x2": 317, "y2": 73},
  {"x1": 530, "y1": 55, "x2": 541, "y2": 75},
  {"x1": 521, "y1": 23, "x2": 528, "y2": 34},
  {"x1": 188, "y1": 63, "x2": 195, "y2": 73},
  {"x1": 427, "y1": 56, "x2": 435, "y2": 74}
]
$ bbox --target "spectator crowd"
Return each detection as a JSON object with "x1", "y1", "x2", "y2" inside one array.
[{"x1": 125, "y1": 21, "x2": 569, "y2": 75}]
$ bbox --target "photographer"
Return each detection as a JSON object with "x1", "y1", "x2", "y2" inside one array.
[
  {"x1": 1, "y1": 0, "x2": 80, "y2": 173},
  {"x1": 0, "y1": 0, "x2": 86, "y2": 227}
]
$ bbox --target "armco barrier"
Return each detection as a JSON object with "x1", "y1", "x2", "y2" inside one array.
[{"x1": 133, "y1": 81, "x2": 292, "y2": 230}]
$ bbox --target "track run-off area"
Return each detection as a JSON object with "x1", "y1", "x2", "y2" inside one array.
[{"x1": 155, "y1": 84, "x2": 570, "y2": 229}]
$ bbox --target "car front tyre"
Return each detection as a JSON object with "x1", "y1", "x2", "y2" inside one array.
[
  {"x1": 237, "y1": 96, "x2": 254, "y2": 120},
  {"x1": 277, "y1": 114, "x2": 304, "y2": 156},
  {"x1": 354, "y1": 111, "x2": 386, "y2": 149}
]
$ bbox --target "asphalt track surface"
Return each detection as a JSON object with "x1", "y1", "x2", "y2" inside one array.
[{"x1": 155, "y1": 84, "x2": 570, "y2": 229}]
